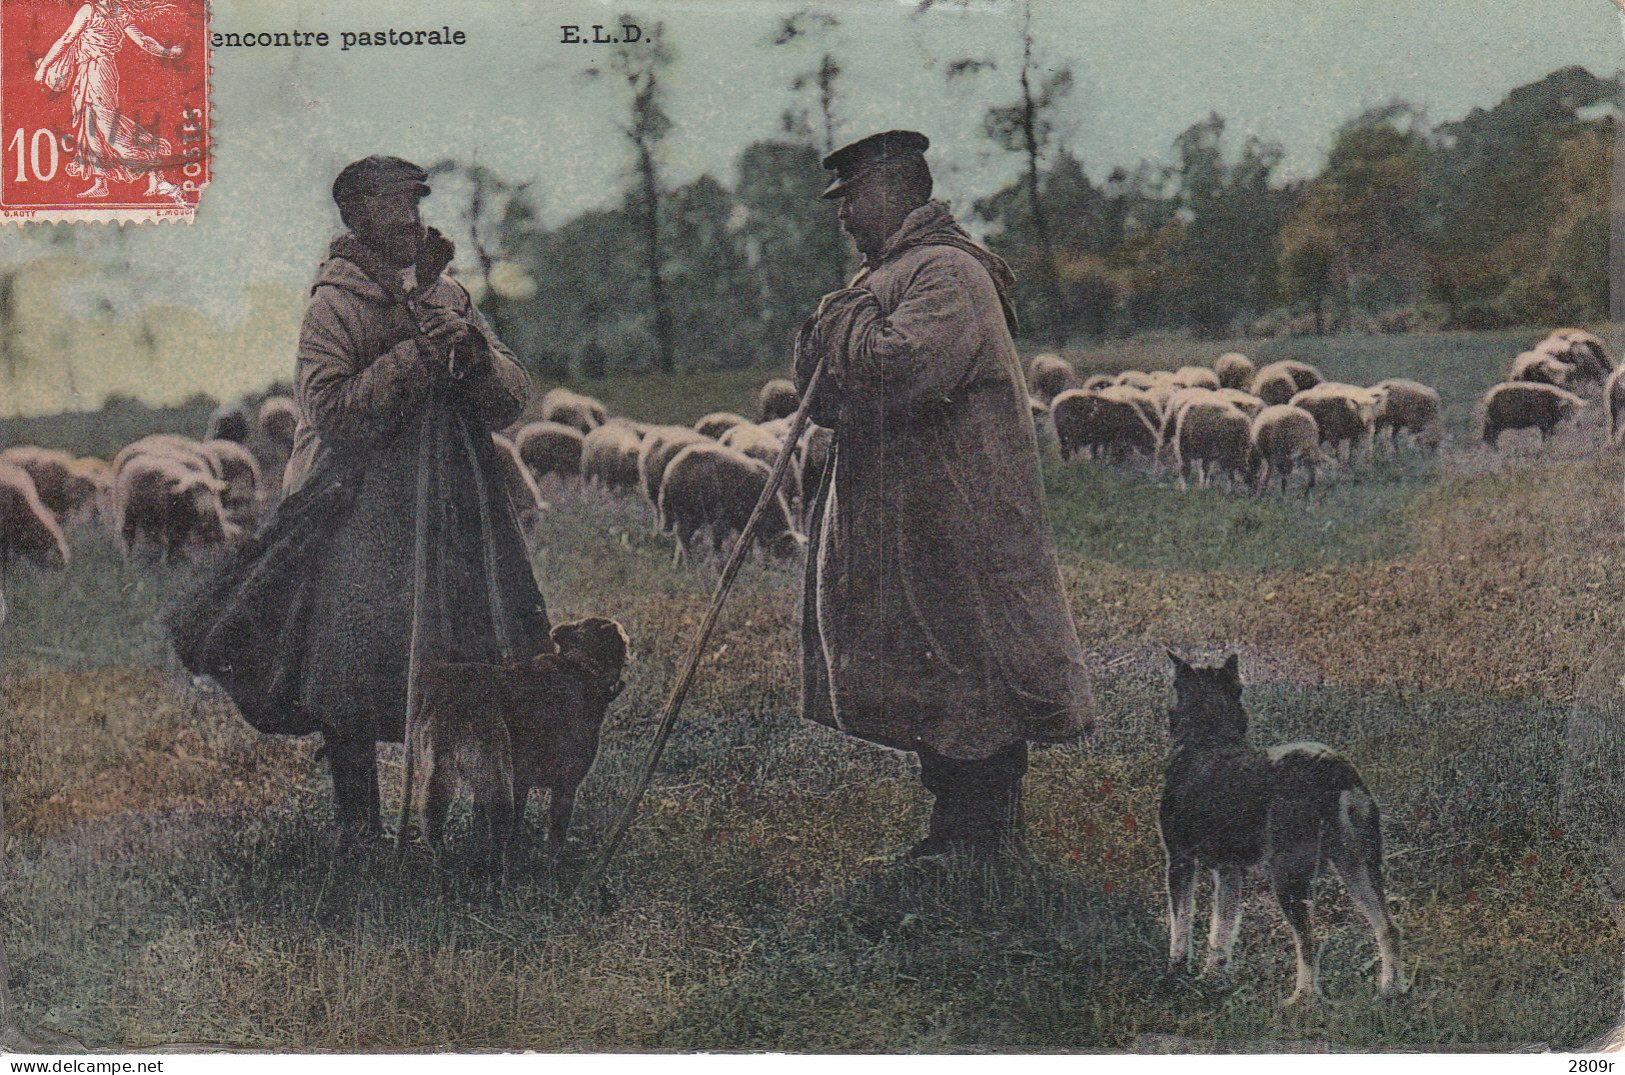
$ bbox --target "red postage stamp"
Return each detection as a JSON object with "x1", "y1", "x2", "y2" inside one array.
[{"x1": 0, "y1": 0, "x2": 208, "y2": 222}]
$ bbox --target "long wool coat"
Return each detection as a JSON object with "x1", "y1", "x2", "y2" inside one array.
[
  {"x1": 794, "y1": 201, "x2": 1095, "y2": 760},
  {"x1": 167, "y1": 230, "x2": 552, "y2": 744}
]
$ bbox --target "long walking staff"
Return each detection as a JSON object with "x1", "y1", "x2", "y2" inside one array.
[{"x1": 575, "y1": 350, "x2": 830, "y2": 897}]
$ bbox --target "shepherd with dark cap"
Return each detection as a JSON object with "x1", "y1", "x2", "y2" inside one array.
[
  {"x1": 793, "y1": 131, "x2": 1097, "y2": 861},
  {"x1": 166, "y1": 154, "x2": 552, "y2": 842}
]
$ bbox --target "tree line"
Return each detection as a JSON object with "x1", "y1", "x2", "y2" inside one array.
[{"x1": 449, "y1": 8, "x2": 1619, "y2": 378}]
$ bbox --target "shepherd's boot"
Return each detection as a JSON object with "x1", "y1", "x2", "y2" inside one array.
[{"x1": 326, "y1": 735, "x2": 382, "y2": 846}]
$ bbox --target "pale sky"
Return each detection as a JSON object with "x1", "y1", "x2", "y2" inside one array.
[{"x1": 2, "y1": 0, "x2": 1622, "y2": 415}]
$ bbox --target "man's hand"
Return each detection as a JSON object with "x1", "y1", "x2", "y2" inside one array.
[{"x1": 418, "y1": 305, "x2": 471, "y2": 351}]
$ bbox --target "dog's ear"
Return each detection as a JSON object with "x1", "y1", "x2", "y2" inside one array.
[
  {"x1": 1221, "y1": 653, "x2": 1241, "y2": 685},
  {"x1": 1167, "y1": 649, "x2": 1191, "y2": 677}
]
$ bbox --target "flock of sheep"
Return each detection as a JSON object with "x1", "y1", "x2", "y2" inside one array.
[
  {"x1": 0, "y1": 379, "x2": 824, "y2": 574},
  {"x1": 1027, "y1": 351, "x2": 1442, "y2": 494},
  {"x1": 509, "y1": 382, "x2": 820, "y2": 563},
  {"x1": 0, "y1": 325, "x2": 1617, "y2": 572},
  {"x1": 0, "y1": 396, "x2": 299, "y2": 572},
  {"x1": 1026, "y1": 326, "x2": 1618, "y2": 495}
]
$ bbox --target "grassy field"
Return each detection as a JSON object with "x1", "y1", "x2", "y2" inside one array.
[{"x1": 2, "y1": 328, "x2": 1624, "y2": 1051}]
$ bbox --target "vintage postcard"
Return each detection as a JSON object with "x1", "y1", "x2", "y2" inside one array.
[{"x1": 1, "y1": 0, "x2": 1624, "y2": 1057}]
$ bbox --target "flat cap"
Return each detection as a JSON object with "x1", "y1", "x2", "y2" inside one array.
[
  {"x1": 820, "y1": 130, "x2": 930, "y2": 199},
  {"x1": 331, "y1": 155, "x2": 430, "y2": 207}
]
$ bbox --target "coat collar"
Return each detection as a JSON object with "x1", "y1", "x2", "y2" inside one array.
[
  {"x1": 317, "y1": 227, "x2": 458, "y2": 303},
  {"x1": 866, "y1": 200, "x2": 1021, "y2": 334}
]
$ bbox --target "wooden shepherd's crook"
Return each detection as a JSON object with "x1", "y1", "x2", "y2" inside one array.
[{"x1": 575, "y1": 350, "x2": 830, "y2": 897}]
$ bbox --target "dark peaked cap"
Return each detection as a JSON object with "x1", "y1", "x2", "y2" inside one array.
[
  {"x1": 820, "y1": 130, "x2": 930, "y2": 199},
  {"x1": 331, "y1": 155, "x2": 431, "y2": 208}
]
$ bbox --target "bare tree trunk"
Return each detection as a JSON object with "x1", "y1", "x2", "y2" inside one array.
[
  {"x1": 1016, "y1": 11, "x2": 1067, "y2": 349},
  {"x1": 636, "y1": 139, "x2": 675, "y2": 375},
  {"x1": 817, "y1": 53, "x2": 838, "y2": 157}
]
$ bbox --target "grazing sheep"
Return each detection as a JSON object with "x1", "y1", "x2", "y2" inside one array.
[
  {"x1": 721, "y1": 421, "x2": 789, "y2": 465},
  {"x1": 0, "y1": 462, "x2": 69, "y2": 570},
  {"x1": 659, "y1": 442, "x2": 805, "y2": 565},
  {"x1": 1116, "y1": 370, "x2": 1158, "y2": 391},
  {"x1": 694, "y1": 411, "x2": 751, "y2": 440},
  {"x1": 205, "y1": 403, "x2": 252, "y2": 444},
  {"x1": 514, "y1": 420, "x2": 585, "y2": 485},
  {"x1": 1250, "y1": 366, "x2": 1300, "y2": 407},
  {"x1": 540, "y1": 388, "x2": 609, "y2": 434},
  {"x1": 115, "y1": 454, "x2": 236, "y2": 561},
  {"x1": 64, "y1": 456, "x2": 114, "y2": 525},
  {"x1": 1103, "y1": 384, "x2": 1163, "y2": 432},
  {"x1": 0, "y1": 445, "x2": 82, "y2": 522},
  {"x1": 1026, "y1": 353, "x2": 1079, "y2": 403},
  {"x1": 1215, "y1": 388, "x2": 1266, "y2": 418},
  {"x1": 257, "y1": 395, "x2": 300, "y2": 450},
  {"x1": 491, "y1": 433, "x2": 546, "y2": 526},
  {"x1": 637, "y1": 424, "x2": 711, "y2": 508},
  {"x1": 1158, "y1": 388, "x2": 1221, "y2": 449},
  {"x1": 1371, "y1": 379, "x2": 1442, "y2": 451},
  {"x1": 1482, "y1": 382, "x2": 1587, "y2": 448},
  {"x1": 1289, "y1": 383, "x2": 1381, "y2": 462},
  {"x1": 1214, "y1": 352, "x2": 1256, "y2": 390},
  {"x1": 1607, "y1": 365, "x2": 1625, "y2": 444},
  {"x1": 1539, "y1": 328, "x2": 1613, "y2": 382},
  {"x1": 721, "y1": 421, "x2": 803, "y2": 511},
  {"x1": 1250, "y1": 404, "x2": 1320, "y2": 495},
  {"x1": 200, "y1": 439, "x2": 262, "y2": 526},
  {"x1": 1508, "y1": 350, "x2": 1574, "y2": 387},
  {"x1": 755, "y1": 378, "x2": 799, "y2": 423},
  {"x1": 1172, "y1": 398, "x2": 1252, "y2": 490},
  {"x1": 1172, "y1": 365, "x2": 1222, "y2": 391},
  {"x1": 1052, "y1": 388, "x2": 1159, "y2": 462},
  {"x1": 112, "y1": 434, "x2": 221, "y2": 479},
  {"x1": 1269, "y1": 360, "x2": 1325, "y2": 393},
  {"x1": 757, "y1": 416, "x2": 794, "y2": 440},
  {"x1": 579, "y1": 420, "x2": 644, "y2": 493}
]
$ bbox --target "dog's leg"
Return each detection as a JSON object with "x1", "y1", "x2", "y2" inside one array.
[
  {"x1": 1165, "y1": 852, "x2": 1198, "y2": 973},
  {"x1": 1336, "y1": 853, "x2": 1405, "y2": 997},
  {"x1": 1270, "y1": 846, "x2": 1321, "y2": 1006},
  {"x1": 547, "y1": 784, "x2": 578, "y2": 858},
  {"x1": 1202, "y1": 866, "x2": 1246, "y2": 981},
  {"x1": 488, "y1": 747, "x2": 515, "y2": 879},
  {"x1": 424, "y1": 755, "x2": 452, "y2": 850},
  {"x1": 1330, "y1": 791, "x2": 1406, "y2": 996},
  {"x1": 510, "y1": 781, "x2": 530, "y2": 839}
]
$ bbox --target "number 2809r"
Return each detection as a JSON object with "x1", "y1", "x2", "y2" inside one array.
[{"x1": 1571, "y1": 1062, "x2": 1615, "y2": 1072}]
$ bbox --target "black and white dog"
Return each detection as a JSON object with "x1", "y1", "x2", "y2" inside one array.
[{"x1": 1158, "y1": 652, "x2": 1405, "y2": 1003}]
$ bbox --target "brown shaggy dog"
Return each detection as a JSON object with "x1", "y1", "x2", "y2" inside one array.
[{"x1": 411, "y1": 617, "x2": 630, "y2": 868}]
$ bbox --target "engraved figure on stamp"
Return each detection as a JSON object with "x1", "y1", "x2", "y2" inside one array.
[{"x1": 32, "y1": 0, "x2": 186, "y2": 202}]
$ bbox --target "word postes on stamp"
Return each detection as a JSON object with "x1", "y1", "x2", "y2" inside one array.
[{"x1": 1, "y1": 0, "x2": 208, "y2": 222}]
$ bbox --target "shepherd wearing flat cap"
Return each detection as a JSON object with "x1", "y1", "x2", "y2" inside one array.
[
  {"x1": 167, "y1": 154, "x2": 552, "y2": 843},
  {"x1": 793, "y1": 130, "x2": 1097, "y2": 862}
]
